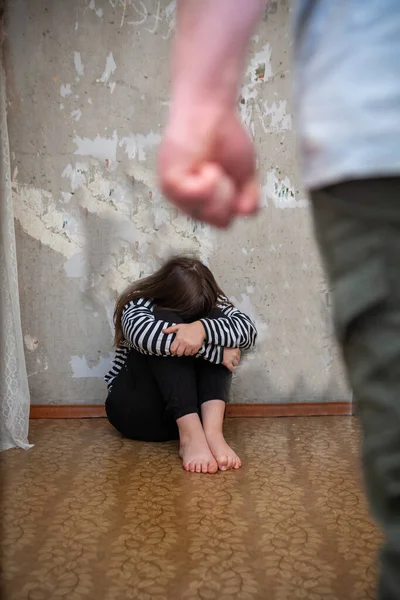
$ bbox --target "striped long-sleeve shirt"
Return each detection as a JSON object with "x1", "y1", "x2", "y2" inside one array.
[{"x1": 104, "y1": 297, "x2": 257, "y2": 388}]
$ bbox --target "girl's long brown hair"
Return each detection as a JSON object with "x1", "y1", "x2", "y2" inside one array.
[{"x1": 114, "y1": 256, "x2": 230, "y2": 347}]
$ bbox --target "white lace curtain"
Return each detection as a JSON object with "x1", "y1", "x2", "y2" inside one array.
[{"x1": 0, "y1": 45, "x2": 32, "y2": 451}]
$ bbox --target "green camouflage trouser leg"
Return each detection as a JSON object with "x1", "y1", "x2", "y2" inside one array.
[{"x1": 311, "y1": 178, "x2": 400, "y2": 600}]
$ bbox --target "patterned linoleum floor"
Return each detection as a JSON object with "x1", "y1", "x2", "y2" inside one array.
[{"x1": 1, "y1": 417, "x2": 381, "y2": 600}]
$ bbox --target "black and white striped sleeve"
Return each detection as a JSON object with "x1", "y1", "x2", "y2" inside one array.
[
  {"x1": 104, "y1": 346, "x2": 129, "y2": 386},
  {"x1": 121, "y1": 298, "x2": 177, "y2": 356},
  {"x1": 200, "y1": 300, "x2": 257, "y2": 350},
  {"x1": 121, "y1": 298, "x2": 226, "y2": 365},
  {"x1": 196, "y1": 343, "x2": 224, "y2": 364}
]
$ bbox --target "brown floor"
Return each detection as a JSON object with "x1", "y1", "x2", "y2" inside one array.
[{"x1": 1, "y1": 417, "x2": 381, "y2": 600}]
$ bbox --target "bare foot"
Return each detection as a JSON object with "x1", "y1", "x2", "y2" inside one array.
[
  {"x1": 179, "y1": 436, "x2": 218, "y2": 474},
  {"x1": 205, "y1": 432, "x2": 242, "y2": 471},
  {"x1": 177, "y1": 413, "x2": 218, "y2": 474}
]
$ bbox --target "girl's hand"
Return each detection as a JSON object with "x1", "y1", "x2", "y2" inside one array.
[
  {"x1": 163, "y1": 321, "x2": 206, "y2": 356},
  {"x1": 223, "y1": 347, "x2": 241, "y2": 372}
]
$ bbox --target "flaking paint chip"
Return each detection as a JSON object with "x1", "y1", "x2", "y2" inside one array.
[{"x1": 255, "y1": 64, "x2": 266, "y2": 80}]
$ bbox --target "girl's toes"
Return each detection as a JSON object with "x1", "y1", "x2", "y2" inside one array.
[{"x1": 208, "y1": 460, "x2": 218, "y2": 474}]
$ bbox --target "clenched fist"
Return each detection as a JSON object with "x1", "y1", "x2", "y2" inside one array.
[{"x1": 222, "y1": 347, "x2": 241, "y2": 372}]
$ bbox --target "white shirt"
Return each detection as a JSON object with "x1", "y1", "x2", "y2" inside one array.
[{"x1": 293, "y1": 0, "x2": 400, "y2": 189}]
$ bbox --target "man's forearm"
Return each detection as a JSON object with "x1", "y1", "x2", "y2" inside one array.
[
  {"x1": 159, "y1": 0, "x2": 265, "y2": 227},
  {"x1": 170, "y1": 0, "x2": 266, "y2": 116}
]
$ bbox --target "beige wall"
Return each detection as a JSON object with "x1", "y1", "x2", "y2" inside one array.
[{"x1": 5, "y1": 0, "x2": 350, "y2": 405}]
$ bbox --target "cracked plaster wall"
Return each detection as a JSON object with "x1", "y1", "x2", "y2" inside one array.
[{"x1": 4, "y1": 0, "x2": 350, "y2": 405}]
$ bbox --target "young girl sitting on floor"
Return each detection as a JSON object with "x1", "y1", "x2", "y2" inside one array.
[{"x1": 105, "y1": 256, "x2": 257, "y2": 474}]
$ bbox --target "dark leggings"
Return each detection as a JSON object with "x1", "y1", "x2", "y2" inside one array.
[{"x1": 105, "y1": 308, "x2": 232, "y2": 442}]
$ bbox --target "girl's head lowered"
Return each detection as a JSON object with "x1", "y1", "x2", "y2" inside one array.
[{"x1": 114, "y1": 256, "x2": 228, "y2": 347}]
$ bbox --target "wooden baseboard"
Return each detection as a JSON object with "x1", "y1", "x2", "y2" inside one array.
[
  {"x1": 30, "y1": 405, "x2": 107, "y2": 419},
  {"x1": 226, "y1": 402, "x2": 353, "y2": 417},
  {"x1": 30, "y1": 402, "x2": 353, "y2": 419}
]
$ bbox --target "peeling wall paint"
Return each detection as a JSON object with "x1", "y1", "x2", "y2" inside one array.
[
  {"x1": 60, "y1": 83, "x2": 72, "y2": 98},
  {"x1": 98, "y1": 52, "x2": 117, "y2": 85},
  {"x1": 6, "y1": 0, "x2": 350, "y2": 405},
  {"x1": 24, "y1": 335, "x2": 39, "y2": 352},
  {"x1": 261, "y1": 169, "x2": 308, "y2": 209},
  {"x1": 70, "y1": 354, "x2": 114, "y2": 378},
  {"x1": 73, "y1": 131, "x2": 118, "y2": 162},
  {"x1": 73, "y1": 51, "x2": 84, "y2": 78},
  {"x1": 119, "y1": 132, "x2": 161, "y2": 161}
]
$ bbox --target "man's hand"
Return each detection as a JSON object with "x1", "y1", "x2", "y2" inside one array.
[
  {"x1": 159, "y1": 108, "x2": 259, "y2": 229},
  {"x1": 158, "y1": 0, "x2": 265, "y2": 228},
  {"x1": 163, "y1": 321, "x2": 206, "y2": 356},
  {"x1": 223, "y1": 347, "x2": 241, "y2": 372}
]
